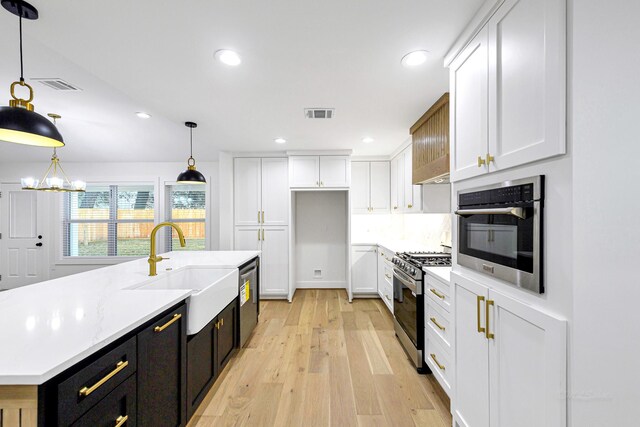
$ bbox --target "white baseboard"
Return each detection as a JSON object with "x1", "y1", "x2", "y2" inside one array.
[
  {"x1": 260, "y1": 294, "x2": 288, "y2": 300},
  {"x1": 296, "y1": 280, "x2": 347, "y2": 289}
]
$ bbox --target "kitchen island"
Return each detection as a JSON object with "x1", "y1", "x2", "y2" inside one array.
[{"x1": 0, "y1": 250, "x2": 259, "y2": 427}]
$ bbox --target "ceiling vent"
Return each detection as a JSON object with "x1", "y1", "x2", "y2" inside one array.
[
  {"x1": 32, "y1": 78, "x2": 82, "y2": 91},
  {"x1": 304, "y1": 108, "x2": 334, "y2": 119}
]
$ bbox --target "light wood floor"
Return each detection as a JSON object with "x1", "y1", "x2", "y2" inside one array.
[{"x1": 189, "y1": 289, "x2": 452, "y2": 427}]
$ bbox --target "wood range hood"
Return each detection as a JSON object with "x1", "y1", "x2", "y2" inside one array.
[{"x1": 410, "y1": 93, "x2": 450, "y2": 184}]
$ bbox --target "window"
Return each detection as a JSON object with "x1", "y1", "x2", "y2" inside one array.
[
  {"x1": 63, "y1": 184, "x2": 155, "y2": 257},
  {"x1": 165, "y1": 184, "x2": 206, "y2": 251}
]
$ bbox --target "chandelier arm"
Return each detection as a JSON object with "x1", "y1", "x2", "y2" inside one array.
[
  {"x1": 55, "y1": 161, "x2": 73, "y2": 186},
  {"x1": 37, "y1": 161, "x2": 55, "y2": 189}
]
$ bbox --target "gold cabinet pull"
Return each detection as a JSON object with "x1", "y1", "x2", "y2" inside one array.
[
  {"x1": 215, "y1": 320, "x2": 220, "y2": 330},
  {"x1": 385, "y1": 295, "x2": 391, "y2": 301},
  {"x1": 430, "y1": 317, "x2": 446, "y2": 331},
  {"x1": 486, "y1": 153, "x2": 495, "y2": 164},
  {"x1": 430, "y1": 353, "x2": 445, "y2": 371},
  {"x1": 429, "y1": 288, "x2": 445, "y2": 300},
  {"x1": 393, "y1": 206, "x2": 398, "y2": 210},
  {"x1": 477, "y1": 156, "x2": 486, "y2": 167},
  {"x1": 79, "y1": 360, "x2": 129, "y2": 397},
  {"x1": 154, "y1": 313, "x2": 182, "y2": 333},
  {"x1": 220, "y1": 317, "x2": 224, "y2": 327},
  {"x1": 261, "y1": 211, "x2": 265, "y2": 223},
  {"x1": 114, "y1": 415, "x2": 128, "y2": 427},
  {"x1": 385, "y1": 274, "x2": 392, "y2": 279},
  {"x1": 408, "y1": 204, "x2": 413, "y2": 209},
  {"x1": 316, "y1": 181, "x2": 319, "y2": 187},
  {"x1": 477, "y1": 296, "x2": 486, "y2": 333},
  {"x1": 258, "y1": 229, "x2": 261, "y2": 241},
  {"x1": 262, "y1": 229, "x2": 265, "y2": 240},
  {"x1": 320, "y1": 181, "x2": 324, "y2": 186},
  {"x1": 258, "y1": 211, "x2": 261, "y2": 223},
  {"x1": 485, "y1": 300, "x2": 495, "y2": 339}
]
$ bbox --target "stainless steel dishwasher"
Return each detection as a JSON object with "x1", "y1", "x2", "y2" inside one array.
[{"x1": 238, "y1": 257, "x2": 259, "y2": 347}]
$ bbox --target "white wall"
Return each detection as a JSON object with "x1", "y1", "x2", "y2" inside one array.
[
  {"x1": 570, "y1": 0, "x2": 640, "y2": 424},
  {"x1": 294, "y1": 191, "x2": 348, "y2": 287},
  {"x1": 0, "y1": 161, "x2": 219, "y2": 280}
]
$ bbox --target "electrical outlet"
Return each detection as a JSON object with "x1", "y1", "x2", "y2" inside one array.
[{"x1": 313, "y1": 269, "x2": 323, "y2": 279}]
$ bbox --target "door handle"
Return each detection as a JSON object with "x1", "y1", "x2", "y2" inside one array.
[{"x1": 35, "y1": 242, "x2": 43, "y2": 247}]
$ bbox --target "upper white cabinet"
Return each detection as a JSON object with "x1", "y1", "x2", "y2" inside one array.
[
  {"x1": 450, "y1": 27, "x2": 489, "y2": 181},
  {"x1": 453, "y1": 272, "x2": 566, "y2": 427},
  {"x1": 351, "y1": 161, "x2": 390, "y2": 214},
  {"x1": 390, "y1": 145, "x2": 422, "y2": 213},
  {"x1": 289, "y1": 156, "x2": 351, "y2": 188},
  {"x1": 234, "y1": 157, "x2": 288, "y2": 226},
  {"x1": 449, "y1": 0, "x2": 566, "y2": 182}
]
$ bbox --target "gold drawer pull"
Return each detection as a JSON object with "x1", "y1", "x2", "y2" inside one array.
[
  {"x1": 430, "y1": 317, "x2": 445, "y2": 331},
  {"x1": 79, "y1": 360, "x2": 129, "y2": 397},
  {"x1": 262, "y1": 211, "x2": 265, "y2": 223},
  {"x1": 385, "y1": 295, "x2": 391, "y2": 301},
  {"x1": 115, "y1": 415, "x2": 128, "y2": 427},
  {"x1": 485, "y1": 300, "x2": 495, "y2": 339},
  {"x1": 430, "y1": 353, "x2": 445, "y2": 371},
  {"x1": 385, "y1": 274, "x2": 392, "y2": 279},
  {"x1": 154, "y1": 313, "x2": 182, "y2": 333},
  {"x1": 477, "y1": 296, "x2": 486, "y2": 333},
  {"x1": 430, "y1": 288, "x2": 445, "y2": 300}
]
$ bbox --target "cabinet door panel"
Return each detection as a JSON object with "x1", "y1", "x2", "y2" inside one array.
[
  {"x1": 488, "y1": 0, "x2": 566, "y2": 172},
  {"x1": 186, "y1": 321, "x2": 215, "y2": 418},
  {"x1": 370, "y1": 161, "x2": 390, "y2": 213},
  {"x1": 488, "y1": 289, "x2": 566, "y2": 427},
  {"x1": 351, "y1": 162, "x2": 370, "y2": 214},
  {"x1": 234, "y1": 227, "x2": 261, "y2": 251},
  {"x1": 320, "y1": 156, "x2": 351, "y2": 188},
  {"x1": 261, "y1": 227, "x2": 289, "y2": 296},
  {"x1": 261, "y1": 158, "x2": 289, "y2": 225},
  {"x1": 390, "y1": 157, "x2": 399, "y2": 212},
  {"x1": 289, "y1": 156, "x2": 319, "y2": 188},
  {"x1": 351, "y1": 246, "x2": 377, "y2": 294},
  {"x1": 402, "y1": 147, "x2": 422, "y2": 213},
  {"x1": 216, "y1": 300, "x2": 237, "y2": 372},
  {"x1": 137, "y1": 305, "x2": 187, "y2": 427},
  {"x1": 395, "y1": 155, "x2": 405, "y2": 212},
  {"x1": 234, "y1": 158, "x2": 262, "y2": 226},
  {"x1": 450, "y1": 27, "x2": 489, "y2": 182},
  {"x1": 453, "y1": 273, "x2": 490, "y2": 427}
]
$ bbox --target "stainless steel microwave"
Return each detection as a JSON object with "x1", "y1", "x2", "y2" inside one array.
[{"x1": 455, "y1": 176, "x2": 544, "y2": 293}]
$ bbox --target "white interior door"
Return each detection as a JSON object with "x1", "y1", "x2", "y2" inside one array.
[{"x1": 0, "y1": 184, "x2": 47, "y2": 289}]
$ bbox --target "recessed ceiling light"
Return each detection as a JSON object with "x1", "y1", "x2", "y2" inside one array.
[
  {"x1": 362, "y1": 137, "x2": 374, "y2": 143},
  {"x1": 401, "y1": 50, "x2": 429, "y2": 68},
  {"x1": 215, "y1": 49, "x2": 241, "y2": 66},
  {"x1": 274, "y1": 138, "x2": 286, "y2": 144},
  {"x1": 136, "y1": 112, "x2": 151, "y2": 119}
]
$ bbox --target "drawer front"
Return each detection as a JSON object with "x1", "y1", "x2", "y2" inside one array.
[
  {"x1": 425, "y1": 300, "x2": 451, "y2": 351},
  {"x1": 383, "y1": 265, "x2": 393, "y2": 287},
  {"x1": 380, "y1": 280, "x2": 393, "y2": 314},
  {"x1": 71, "y1": 374, "x2": 137, "y2": 427},
  {"x1": 59, "y1": 337, "x2": 137, "y2": 426},
  {"x1": 425, "y1": 328, "x2": 451, "y2": 396},
  {"x1": 425, "y1": 275, "x2": 451, "y2": 313}
]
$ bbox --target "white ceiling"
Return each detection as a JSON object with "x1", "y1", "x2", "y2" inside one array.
[{"x1": 0, "y1": 0, "x2": 483, "y2": 162}]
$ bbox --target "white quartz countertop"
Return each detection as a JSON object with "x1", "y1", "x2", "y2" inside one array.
[
  {"x1": 351, "y1": 240, "x2": 435, "y2": 254},
  {"x1": 0, "y1": 250, "x2": 260, "y2": 385},
  {"x1": 423, "y1": 266, "x2": 452, "y2": 284}
]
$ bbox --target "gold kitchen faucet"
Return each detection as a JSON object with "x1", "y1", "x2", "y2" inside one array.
[{"x1": 148, "y1": 222, "x2": 186, "y2": 276}]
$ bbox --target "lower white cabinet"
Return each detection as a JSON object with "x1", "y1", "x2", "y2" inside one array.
[
  {"x1": 351, "y1": 245, "x2": 378, "y2": 294},
  {"x1": 377, "y1": 247, "x2": 394, "y2": 312},
  {"x1": 234, "y1": 226, "x2": 288, "y2": 297},
  {"x1": 453, "y1": 272, "x2": 567, "y2": 427}
]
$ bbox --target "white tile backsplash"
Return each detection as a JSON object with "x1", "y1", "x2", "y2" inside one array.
[{"x1": 351, "y1": 213, "x2": 452, "y2": 251}]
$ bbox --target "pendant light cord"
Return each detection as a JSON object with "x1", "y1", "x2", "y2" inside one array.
[
  {"x1": 190, "y1": 127, "x2": 194, "y2": 158},
  {"x1": 19, "y1": 15, "x2": 24, "y2": 82}
]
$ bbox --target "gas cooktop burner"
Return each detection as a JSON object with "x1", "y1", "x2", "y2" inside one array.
[{"x1": 397, "y1": 251, "x2": 452, "y2": 267}]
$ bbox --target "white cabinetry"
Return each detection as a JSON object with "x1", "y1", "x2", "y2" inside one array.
[
  {"x1": 351, "y1": 245, "x2": 378, "y2": 294},
  {"x1": 424, "y1": 270, "x2": 453, "y2": 396},
  {"x1": 234, "y1": 158, "x2": 288, "y2": 226},
  {"x1": 390, "y1": 145, "x2": 422, "y2": 213},
  {"x1": 289, "y1": 156, "x2": 351, "y2": 188},
  {"x1": 449, "y1": 0, "x2": 566, "y2": 181},
  {"x1": 234, "y1": 157, "x2": 289, "y2": 298},
  {"x1": 351, "y1": 161, "x2": 390, "y2": 214},
  {"x1": 452, "y1": 272, "x2": 566, "y2": 427},
  {"x1": 377, "y1": 246, "x2": 394, "y2": 313}
]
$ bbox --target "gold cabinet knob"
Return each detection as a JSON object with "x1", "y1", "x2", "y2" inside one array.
[
  {"x1": 486, "y1": 153, "x2": 495, "y2": 164},
  {"x1": 477, "y1": 156, "x2": 486, "y2": 167},
  {"x1": 407, "y1": 204, "x2": 413, "y2": 209}
]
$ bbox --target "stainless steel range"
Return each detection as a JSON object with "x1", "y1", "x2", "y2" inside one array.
[{"x1": 392, "y1": 252, "x2": 451, "y2": 372}]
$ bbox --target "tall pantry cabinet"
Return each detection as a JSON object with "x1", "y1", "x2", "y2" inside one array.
[{"x1": 233, "y1": 158, "x2": 289, "y2": 298}]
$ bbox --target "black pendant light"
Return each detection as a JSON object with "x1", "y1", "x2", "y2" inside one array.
[
  {"x1": 176, "y1": 121, "x2": 206, "y2": 184},
  {"x1": 0, "y1": 0, "x2": 64, "y2": 148}
]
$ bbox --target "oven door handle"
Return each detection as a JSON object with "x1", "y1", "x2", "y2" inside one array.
[
  {"x1": 455, "y1": 207, "x2": 526, "y2": 220},
  {"x1": 392, "y1": 270, "x2": 419, "y2": 294}
]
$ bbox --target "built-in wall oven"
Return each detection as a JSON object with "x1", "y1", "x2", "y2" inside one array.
[{"x1": 455, "y1": 176, "x2": 544, "y2": 293}]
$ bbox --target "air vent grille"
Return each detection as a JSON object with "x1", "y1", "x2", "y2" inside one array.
[
  {"x1": 33, "y1": 78, "x2": 82, "y2": 91},
  {"x1": 304, "y1": 108, "x2": 334, "y2": 119}
]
